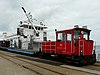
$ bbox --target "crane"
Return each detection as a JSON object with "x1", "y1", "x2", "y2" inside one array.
[{"x1": 21, "y1": 7, "x2": 39, "y2": 36}]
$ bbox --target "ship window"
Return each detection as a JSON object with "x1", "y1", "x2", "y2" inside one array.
[
  {"x1": 41, "y1": 27, "x2": 43, "y2": 30},
  {"x1": 43, "y1": 32, "x2": 47, "y2": 41},
  {"x1": 43, "y1": 32, "x2": 47, "y2": 37},
  {"x1": 38, "y1": 27, "x2": 40, "y2": 30},
  {"x1": 21, "y1": 25, "x2": 28, "y2": 28},
  {"x1": 43, "y1": 37, "x2": 47, "y2": 41},
  {"x1": 35, "y1": 27, "x2": 37, "y2": 30},
  {"x1": 32, "y1": 27, "x2": 34, "y2": 29},
  {"x1": 29, "y1": 26, "x2": 31, "y2": 29}
]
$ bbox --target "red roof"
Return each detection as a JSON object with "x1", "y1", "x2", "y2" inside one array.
[{"x1": 56, "y1": 28, "x2": 91, "y2": 33}]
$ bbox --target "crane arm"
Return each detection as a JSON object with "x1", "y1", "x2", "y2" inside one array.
[{"x1": 21, "y1": 7, "x2": 39, "y2": 36}]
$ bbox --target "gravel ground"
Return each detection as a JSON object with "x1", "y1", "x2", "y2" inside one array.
[{"x1": 0, "y1": 57, "x2": 38, "y2": 75}]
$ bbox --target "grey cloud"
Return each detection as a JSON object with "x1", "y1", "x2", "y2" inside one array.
[{"x1": 0, "y1": 0, "x2": 100, "y2": 45}]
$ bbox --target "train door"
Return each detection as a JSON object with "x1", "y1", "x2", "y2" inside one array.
[
  {"x1": 73, "y1": 30, "x2": 88, "y2": 55},
  {"x1": 66, "y1": 32, "x2": 72, "y2": 55},
  {"x1": 73, "y1": 30, "x2": 80, "y2": 55},
  {"x1": 56, "y1": 32, "x2": 66, "y2": 54},
  {"x1": 79, "y1": 31, "x2": 90, "y2": 56}
]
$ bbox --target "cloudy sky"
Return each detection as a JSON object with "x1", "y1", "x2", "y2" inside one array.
[{"x1": 0, "y1": 0, "x2": 100, "y2": 45}]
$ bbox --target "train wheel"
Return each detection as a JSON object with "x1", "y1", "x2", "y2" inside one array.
[{"x1": 42, "y1": 53, "x2": 51, "y2": 58}]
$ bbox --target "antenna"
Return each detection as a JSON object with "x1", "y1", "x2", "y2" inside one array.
[{"x1": 21, "y1": 7, "x2": 39, "y2": 36}]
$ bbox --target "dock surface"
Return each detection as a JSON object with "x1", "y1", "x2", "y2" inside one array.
[
  {"x1": 0, "y1": 57, "x2": 38, "y2": 75},
  {"x1": 0, "y1": 50, "x2": 99, "y2": 75}
]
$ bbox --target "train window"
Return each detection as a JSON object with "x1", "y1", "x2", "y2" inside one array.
[
  {"x1": 57, "y1": 33, "x2": 62, "y2": 41},
  {"x1": 57, "y1": 33, "x2": 66, "y2": 42},
  {"x1": 67, "y1": 33, "x2": 72, "y2": 42},
  {"x1": 62, "y1": 33, "x2": 66, "y2": 41},
  {"x1": 74, "y1": 30, "x2": 80, "y2": 39},
  {"x1": 83, "y1": 32, "x2": 88, "y2": 40}
]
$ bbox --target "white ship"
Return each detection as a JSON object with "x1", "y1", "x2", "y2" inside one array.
[{"x1": 2, "y1": 7, "x2": 48, "y2": 51}]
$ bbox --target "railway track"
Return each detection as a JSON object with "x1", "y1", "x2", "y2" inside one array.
[
  {"x1": 0, "y1": 50, "x2": 100, "y2": 75},
  {"x1": 0, "y1": 51, "x2": 67, "y2": 75}
]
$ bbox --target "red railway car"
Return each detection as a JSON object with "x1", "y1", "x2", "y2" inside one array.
[
  {"x1": 42, "y1": 26, "x2": 96, "y2": 65},
  {"x1": 0, "y1": 40, "x2": 10, "y2": 47}
]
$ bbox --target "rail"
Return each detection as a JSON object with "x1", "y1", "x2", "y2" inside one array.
[{"x1": 0, "y1": 51, "x2": 67, "y2": 75}]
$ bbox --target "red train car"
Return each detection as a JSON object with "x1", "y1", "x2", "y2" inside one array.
[
  {"x1": 0, "y1": 40, "x2": 10, "y2": 47},
  {"x1": 42, "y1": 26, "x2": 96, "y2": 65}
]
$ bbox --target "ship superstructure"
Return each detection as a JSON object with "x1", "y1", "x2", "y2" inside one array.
[{"x1": 3, "y1": 7, "x2": 48, "y2": 51}]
